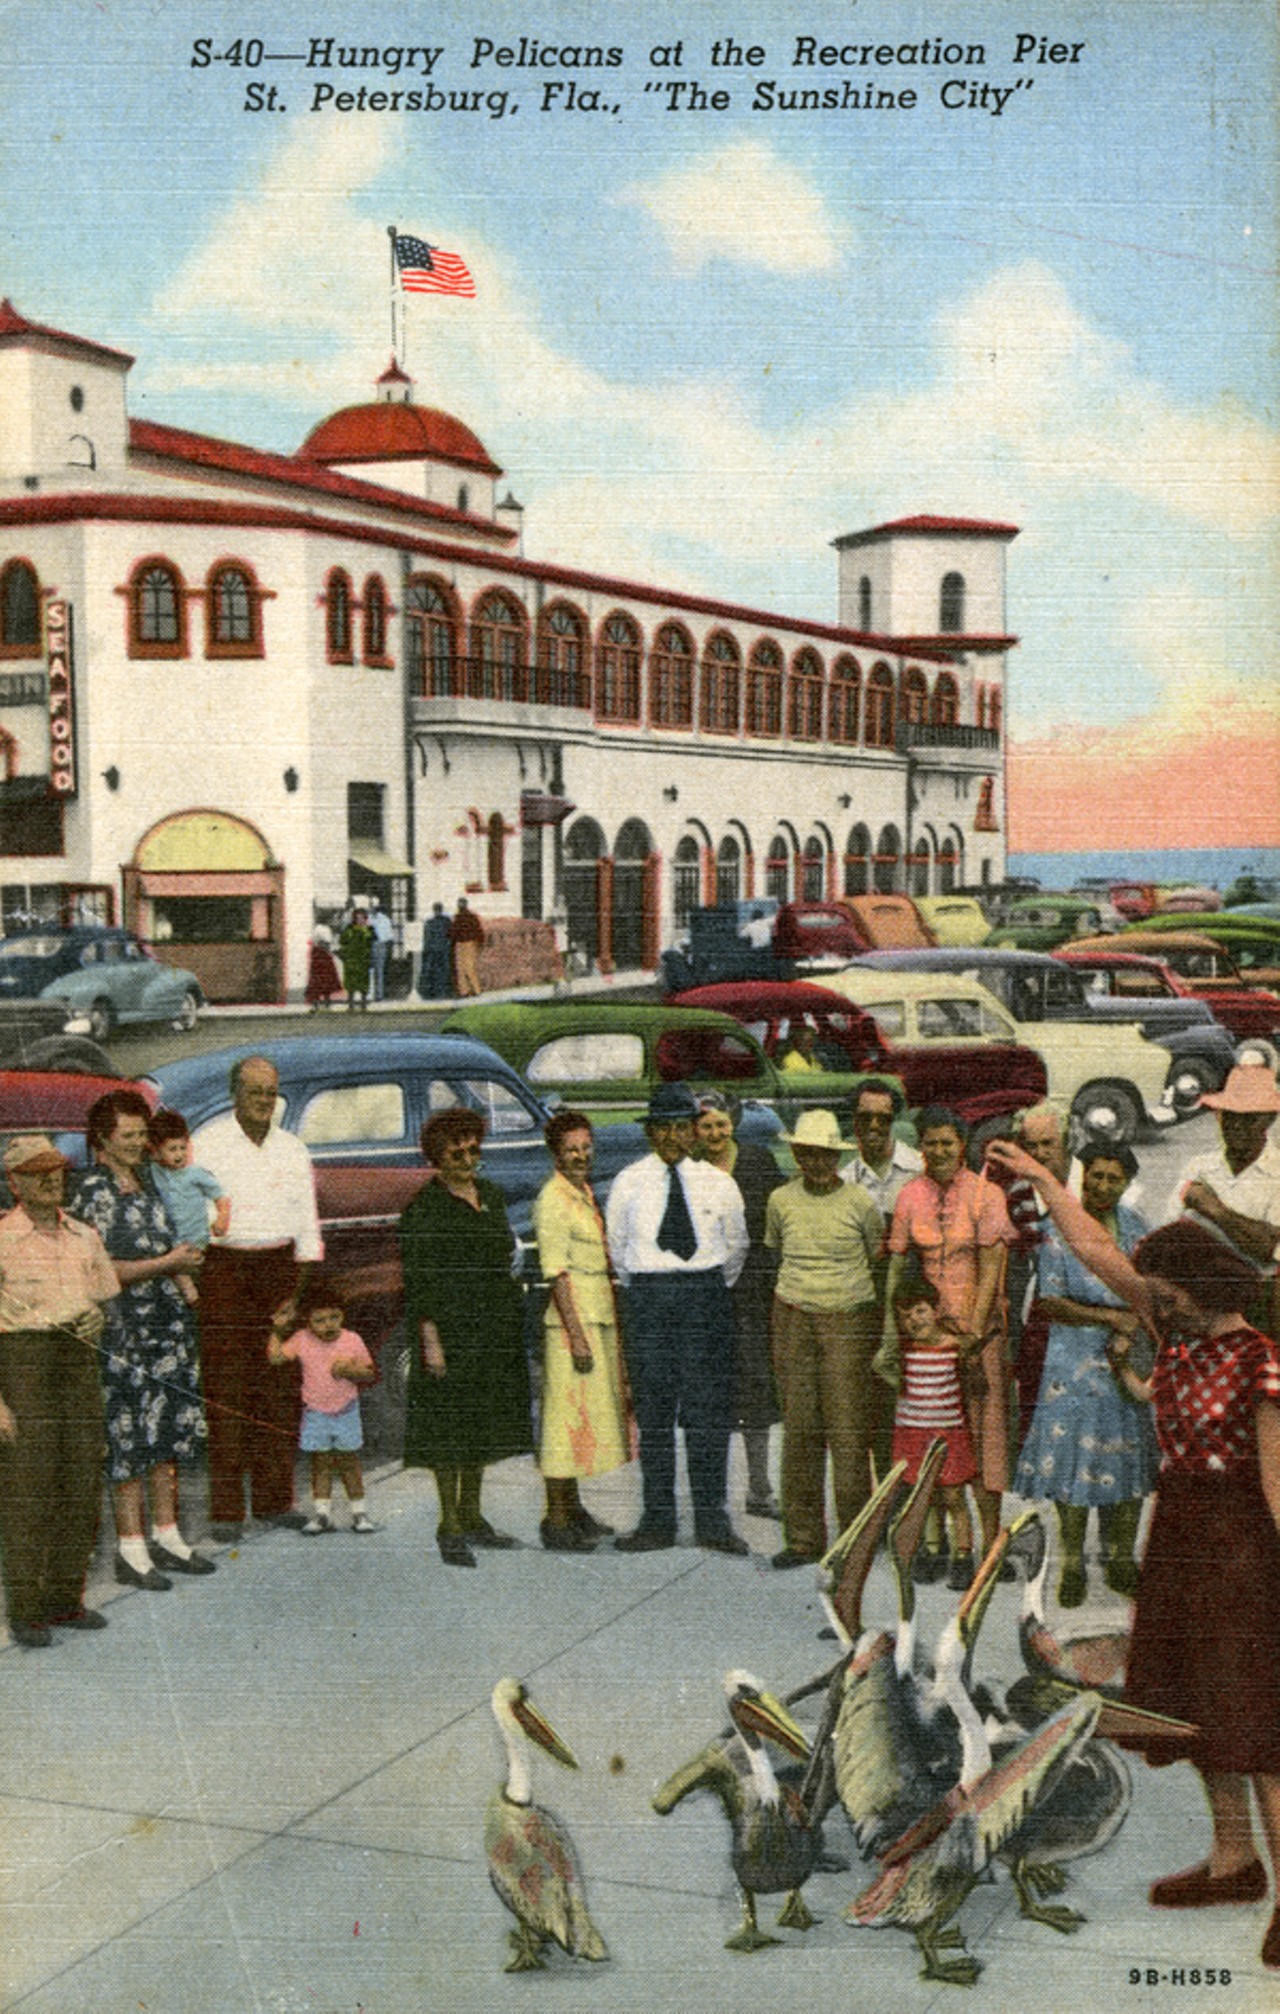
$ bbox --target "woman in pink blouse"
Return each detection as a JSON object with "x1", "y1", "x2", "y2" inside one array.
[
  {"x1": 990, "y1": 1137, "x2": 1280, "y2": 1974},
  {"x1": 877, "y1": 1107, "x2": 1015, "y2": 1566}
]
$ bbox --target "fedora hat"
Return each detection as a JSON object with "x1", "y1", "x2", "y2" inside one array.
[
  {"x1": 1198, "y1": 1064, "x2": 1280, "y2": 1115},
  {"x1": 782, "y1": 1109, "x2": 856, "y2": 1155},
  {"x1": 646, "y1": 1082, "x2": 700, "y2": 1124}
]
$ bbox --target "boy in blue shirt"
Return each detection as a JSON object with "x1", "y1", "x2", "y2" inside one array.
[{"x1": 147, "y1": 1108, "x2": 230, "y2": 1305}]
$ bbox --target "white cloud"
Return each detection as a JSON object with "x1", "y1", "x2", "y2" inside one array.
[{"x1": 617, "y1": 138, "x2": 846, "y2": 275}]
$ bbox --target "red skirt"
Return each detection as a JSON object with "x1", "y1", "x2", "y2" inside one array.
[
  {"x1": 1123, "y1": 1462, "x2": 1280, "y2": 1774},
  {"x1": 892, "y1": 1420, "x2": 976, "y2": 1487}
]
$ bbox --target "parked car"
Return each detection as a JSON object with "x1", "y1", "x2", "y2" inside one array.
[
  {"x1": 987, "y1": 894, "x2": 1121, "y2": 951},
  {"x1": 1053, "y1": 947, "x2": 1237, "y2": 1110},
  {"x1": 1109, "y1": 881, "x2": 1160, "y2": 921},
  {"x1": 0, "y1": 927, "x2": 204, "y2": 1042},
  {"x1": 838, "y1": 957, "x2": 1175, "y2": 1145},
  {"x1": 660, "y1": 899, "x2": 784, "y2": 992},
  {"x1": 670, "y1": 979, "x2": 1046, "y2": 1133},
  {"x1": 0, "y1": 1069, "x2": 145, "y2": 1202},
  {"x1": 914, "y1": 895, "x2": 991, "y2": 946},
  {"x1": 441, "y1": 1000, "x2": 838, "y2": 1128},
  {"x1": 1069, "y1": 930, "x2": 1280, "y2": 1045},
  {"x1": 772, "y1": 893, "x2": 934, "y2": 965},
  {"x1": 1129, "y1": 914, "x2": 1280, "y2": 987},
  {"x1": 0, "y1": 996, "x2": 116, "y2": 1076},
  {"x1": 661, "y1": 892, "x2": 932, "y2": 990},
  {"x1": 1156, "y1": 884, "x2": 1222, "y2": 914},
  {"x1": 145, "y1": 1033, "x2": 657, "y2": 1456}
]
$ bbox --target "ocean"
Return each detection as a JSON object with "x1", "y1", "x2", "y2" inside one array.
[{"x1": 1005, "y1": 846, "x2": 1280, "y2": 894}]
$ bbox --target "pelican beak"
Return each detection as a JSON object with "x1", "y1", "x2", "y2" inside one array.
[
  {"x1": 1002, "y1": 1507, "x2": 1044, "y2": 1580},
  {"x1": 733, "y1": 1689, "x2": 812, "y2": 1763},
  {"x1": 513, "y1": 1692, "x2": 580, "y2": 1771},
  {"x1": 957, "y1": 1526, "x2": 1011, "y2": 1650},
  {"x1": 819, "y1": 1459, "x2": 907, "y2": 1641},
  {"x1": 885, "y1": 1436, "x2": 949, "y2": 1620},
  {"x1": 1094, "y1": 1700, "x2": 1199, "y2": 1744}
]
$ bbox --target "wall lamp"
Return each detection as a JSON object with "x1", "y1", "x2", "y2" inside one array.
[
  {"x1": 837, "y1": 792, "x2": 852, "y2": 808},
  {"x1": 102, "y1": 766, "x2": 120, "y2": 792},
  {"x1": 662, "y1": 785, "x2": 679, "y2": 802},
  {"x1": 283, "y1": 767, "x2": 300, "y2": 793}
]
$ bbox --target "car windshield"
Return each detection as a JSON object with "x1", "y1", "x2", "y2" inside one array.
[{"x1": 0, "y1": 937, "x2": 62, "y2": 960}]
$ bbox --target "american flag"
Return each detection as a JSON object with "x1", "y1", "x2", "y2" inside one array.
[{"x1": 394, "y1": 234, "x2": 476, "y2": 298}]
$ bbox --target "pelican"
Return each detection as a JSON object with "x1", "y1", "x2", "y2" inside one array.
[
  {"x1": 652, "y1": 1671, "x2": 818, "y2": 1951},
  {"x1": 1003, "y1": 1511, "x2": 1132, "y2": 1726},
  {"x1": 485, "y1": 1677, "x2": 608, "y2": 1973}
]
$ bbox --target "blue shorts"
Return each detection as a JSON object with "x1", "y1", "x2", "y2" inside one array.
[{"x1": 299, "y1": 1400, "x2": 363, "y2": 1453}]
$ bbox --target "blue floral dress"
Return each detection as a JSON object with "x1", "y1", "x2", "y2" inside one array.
[
  {"x1": 72, "y1": 1168, "x2": 206, "y2": 1484},
  {"x1": 1015, "y1": 1205, "x2": 1158, "y2": 1505}
]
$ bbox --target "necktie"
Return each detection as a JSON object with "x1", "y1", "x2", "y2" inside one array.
[{"x1": 656, "y1": 1163, "x2": 698, "y2": 1260}]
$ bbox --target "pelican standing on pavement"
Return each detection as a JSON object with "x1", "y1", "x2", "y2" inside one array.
[{"x1": 485, "y1": 1677, "x2": 608, "y2": 1973}]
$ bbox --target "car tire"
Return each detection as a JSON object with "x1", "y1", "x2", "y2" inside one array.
[
  {"x1": 1235, "y1": 1036, "x2": 1279, "y2": 1073},
  {"x1": 86, "y1": 998, "x2": 115, "y2": 1045},
  {"x1": 20, "y1": 1034, "x2": 118, "y2": 1077},
  {"x1": 1071, "y1": 1081, "x2": 1142, "y2": 1147},
  {"x1": 1166, "y1": 1058, "x2": 1216, "y2": 1115},
  {"x1": 171, "y1": 989, "x2": 200, "y2": 1034}
]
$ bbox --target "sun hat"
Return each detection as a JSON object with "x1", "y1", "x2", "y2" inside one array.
[
  {"x1": 782, "y1": 1109, "x2": 856, "y2": 1155},
  {"x1": 3, "y1": 1133, "x2": 71, "y2": 1175},
  {"x1": 1198, "y1": 1064, "x2": 1280, "y2": 1114}
]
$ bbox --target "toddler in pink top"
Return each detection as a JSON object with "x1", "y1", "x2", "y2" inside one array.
[{"x1": 267, "y1": 1276, "x2": 376, "y2": 1533}]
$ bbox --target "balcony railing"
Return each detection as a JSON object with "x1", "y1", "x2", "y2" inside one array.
[
  {"x1": 896, "y1": 722, "x2": 1000, "y2": 753},
  {"x1": 411, "y1": 652, "x2": 592, "y2": 710}
]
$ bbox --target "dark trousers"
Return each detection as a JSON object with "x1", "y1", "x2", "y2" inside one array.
[
  {"x1": 199, "y1": 1244, "x2": 301, "y2": 1522},
  {"x1": 0, "y1": 1328, "x2": 104, "y2": 1627},
  {"x1": 621, "y1": 1271, "x2": 734, "y2": 1531}
]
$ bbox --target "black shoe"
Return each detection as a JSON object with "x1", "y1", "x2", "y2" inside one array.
[
  {"x1": 1104, "y1": 1557, "x2": 1140, "y2": 1596},
  {"x1": 541, "y1": 1519, "x2": 597, "y2": 1553},
  {"x1": 615, "y1": 1525, "x2": 676, "y2": 1552},
  {"x1": 438, "y1": 1532, "x2": 477, "y2": 1568},
  {"x1": 697, "y1": 1527, "x2": 749, "y2": 1556},
  {"x1": 911, "y1": 1548, "x2": 947, "y2": 1584},
  {"x1": 256, "y1": 1511, "x2": 309, "y2": 1531},
  {"x1": 1058, "y1": 1563, "x2": 1087, "y2": 1608},
  {"x1": 115, "y1": 1554, "x2": 172, "y2": 1591},
  {"x1": 946, "y1": 1551, "x2": 975, "y2": 1591},
  {"x1": 574, "y1": 1508, "x2": 615, "y2": 1539},
  {"x1": 46, "y1": 1607, "x2": 108, "y2": 1630},
  {"x1": 463, "y1": 1519, "x2": 518, "y2": 1549},
  {"x1": 10, "y1": 1621, "x2": 52, "y2": 1648},
  {"x1": 207, "y1": 1522, "x2": 243, "y2": 1543},
  {"x1": 771, "y1": 1547, "x2": 820, "y2": 1571},
  {"x1": 150, "y1": 1544, "x2": 217, "y2": 1576}
]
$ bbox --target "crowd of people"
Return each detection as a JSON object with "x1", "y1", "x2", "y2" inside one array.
[{"x1": 1, "y1": 1048, "x2": 1278, "y2": 1969}]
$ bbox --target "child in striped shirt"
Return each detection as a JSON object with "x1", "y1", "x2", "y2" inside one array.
[{"x1": 889, "y1": 1275, "x2": 978, "y2": 1590}]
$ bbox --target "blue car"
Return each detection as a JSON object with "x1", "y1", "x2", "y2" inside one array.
[{"x1": 0, "y1": 926, "x2": 203, "y2": 1042}]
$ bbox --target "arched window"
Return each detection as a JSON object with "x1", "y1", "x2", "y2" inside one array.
[
  {"x1": 844, "y1": 823, "x2": 871, "y2": 897},
  {"x1": 537, "y1": 602, "x2": 587, "y2": 708},
  {"x1": 649, "y1": 623, "x2": 694, "y2": 728},
  {"x1": 470, "y1": 589, "x2": 527, "y2": 702},
  {"x1": 801, "y1": 836, "x2": 826, "y2": 900},
  {"x1": 864, "y1": 663, "x2": 895, "y2": 748},
  {"x1": 975, "y1": 777, "x2": 999, "y2": 832},
  {"x1": 404, "y1": 576, "x2": 458, "y2": 697},
  {"x1": 829, "y1": 655, "x2": 861, "y2": 745},
  {"x1": 487, "y1": 810, "x2": 509, "y2": 891},
  {"x1": 457, "y1": 483, "x2": 470, "y2": 514},
  {"x1": 901, "y1": 668, "x2": 928, "y2": 726},
  {"x1": 746, "y1": 639, "x2": 783, "y2": 737},
  {"x1": 874, "y1": 824, "x2": 901, "y2": 894},
  {"x1": 0, "y1": 560, "x2": 40, "y2": 654},
  {"x1": 907, "y1": 832, "x2": 931, "y2": 897},
  {"x1": 700, "y1": 630, "x2": 741, "y2": 734},
  {"x1": 938, "y1": 835, "x2": 961, "y2": 893},
  {"x1": 931, "y1": 672, "x2": 959, "y2": 726},
  {"x1": 325, "y1": 569, "x2": 353, "y2": 662},
  {"x1": 716, "y1": 834, "x2": 741, "y2": 905},
  {"x1": 206, "y1": 563, "x2": 262, "y2": 657},
  {"x1": 362, "y1": 575, "x2": 389, "y2": 663},
  {"x1": 988, "y1": 687, "x2": 1003, "y2": 736},
  {"x1": 596, "y1": 611, "x2": 642, "y2": 723},
  {"x1": 858, "y1": 576, "x2": 872, "y2": 631},
  {"x1": 788, "y1": 648, "x2": 824, "y2": 741},
  {"x1": 765, "y1": 835, "x2": 790, "y2": 901},
  {"x1": 672, "y1": 835, "x2": 702, "y2": 929},
  {"x1": 940, "y1": 571, "x2": 965, "y2": 633},
  {"x1": 127, "y1": 558, "x2": 187, "y2": 658}
]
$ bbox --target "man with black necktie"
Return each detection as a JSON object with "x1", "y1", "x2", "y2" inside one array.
[{"x1": 605, "y1": 1083, "x2": 750, "y2": 1553}]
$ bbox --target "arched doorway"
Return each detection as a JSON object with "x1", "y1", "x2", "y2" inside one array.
[
  {"x1": 123, "y1": 810, "x2": 285, "y2": 1003},
  {"x1": 801, "y1": 836, "x2": 826, "y2": 900},
  {"x1": 716, "y1": 834, "x2": 742, "y2": 906},
  {"x1": 563, "y1": 817, "x2": 605, "y2": 969},
  {"x1": 765, "y1": 836, "x2": 790, "y2": 902},
  {"x1": 874, "y1": 823, "x2": 901, "y2": 894},
  {"x1": 938, "y1": 831, "x2": 963, "y2": 892},
  {"x1": 613, "y1": 818, "x2": 657, "y2": 971},
  {"x1": 672, "y1": 835, "x2": 702, "y2": 930},
  {"x1": 907, "y1": 829, "x2": 932, "y2": 897},
  {"x1": 844, "y1": 822, "x2": 871, "y2": 896}
]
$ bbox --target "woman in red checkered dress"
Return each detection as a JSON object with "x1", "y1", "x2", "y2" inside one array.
[{"x1": 989, "y1": 1139, "x2": 1280, "y2": 1974}]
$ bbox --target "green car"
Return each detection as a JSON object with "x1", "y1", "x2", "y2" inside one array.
[
  {"x1": 988, "y1": 895, "x2": 1118, "y2": 952},
  {"x1": 1121, "y1": 913, "x2": 1280, "y2": 986},
  {"x1": 439, "y1": 1000, "x2": 899, "y2": 1133}
]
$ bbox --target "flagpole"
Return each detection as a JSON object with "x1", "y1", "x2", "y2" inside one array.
[{"x1": 386, "y1": 225, "x2": 400, "y2": 368}]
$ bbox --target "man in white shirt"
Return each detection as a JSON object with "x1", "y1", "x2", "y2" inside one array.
[
  {"x1": 367, "y1": 895, "x2": 395, "y2": 1002},
  {"x1": 841, "y1": 1078, "x2": 923, "y2": 1218},
  {"x1": 606, "y1": 1083, "x2": 749, "y2": 1554},
  {"x1": 197, "y1": 1055, "x2": 324, "y2": 1538},
  {"x1": 1172, "y1": 1064, "x2": 1280, "y2": 1328}
]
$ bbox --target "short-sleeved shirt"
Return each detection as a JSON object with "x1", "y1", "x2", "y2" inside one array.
[
  {"x1": 764, "y1": 1177, "x2": 882, "y2": 1312},
  {"x1": 1167, "y1": 1146, "x2": 1280, "y2": 1275},
  {"x1": 150, "y1": 1162, "x2": 224, "y2": 1248},
  {"x1": 888, "y1": 1168, "x2": 1014, "y2": 1325},
  {"x1": 1151, "y1": 1322, "x2": 1280, "y2": 1474},
  {"x1": 0, "y1": 1205, "x2": 118, "y2": 1331},
  {"x1": 842, "y1": 1139, "x2": 924, "y2": 1221},
  {"x1": 278, "y1": 1326, "x2": 373, "y2": 1413}
]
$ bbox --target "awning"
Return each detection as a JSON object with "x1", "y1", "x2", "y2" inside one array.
[
  {"x1": 348, "y1": 842, "x2": 414, "y2": 878},
  {"x1": 138, "y1": 871, "x2": 277, "y2": 896},
  {"x1": 521, "y1": 792, "x2": 576, "y2": 828}
]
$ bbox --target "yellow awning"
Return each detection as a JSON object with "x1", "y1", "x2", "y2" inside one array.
[{"x1": 348, "y1": 842, "x2": 413, "y2": 878}]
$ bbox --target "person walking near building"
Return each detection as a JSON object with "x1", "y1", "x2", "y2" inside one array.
[
  {"x1": 367, "y1": 896, "x2": 395, "y2": 1002},
  {"x1": 196, "y1": 1056, "x2": 324, "y2": 1540},
  {"x1": 418, "y1": 902, "x2": 454, "y2": 1000},
  {"x1": 338, "y1": 908, "x2": 373, "y2": 1010},
  {"x1": 450, "y1": 898, "x2": 485, "y2": 997},
  {"x1": 0, "y1": 1135, "x2": 119, "y2": 1647},
  {"x1": 606, "y1": 1084, "x2": 749, "y2": 1555},
  {"x1": 765, "y1": 1109, "x2": 884, "y2": 1569}
]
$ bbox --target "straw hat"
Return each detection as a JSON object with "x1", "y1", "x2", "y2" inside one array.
[
  {"x1": 1198, "y1": 1064, "x2": 1280, "y2": 1114},
  {"x1": 3, "y1": 1133, "x2": 71, "y2": 1175},
  {"x1": 782, "y1": 1109, "x2": 856, "y2": 1155}
]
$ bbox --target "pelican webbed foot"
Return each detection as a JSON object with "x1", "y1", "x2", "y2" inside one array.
[
  {"x1": 916, "y1": 1924, "x2": 981, "y2": 1986},
  {"x1": 725, "y1": 1891, "x2": 782, "y2": 1952},
  {"x1": 504, "y1": 1924, "x2": 548, "y2": 1972},
  {"x1": 776, "y1": 1888, "x2": 818, "y2": 1931},
  {"x1": 1010, "y1": 1857, "x2": 1085, "y2": 1933}
]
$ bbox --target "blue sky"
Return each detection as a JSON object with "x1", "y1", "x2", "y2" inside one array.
[{"x1": 1, "y1": 0, "x2": 1276, "y2": 841}]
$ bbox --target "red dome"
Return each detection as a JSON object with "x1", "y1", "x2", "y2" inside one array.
[{"x1": 297, "y1": 401, "x2": 501, "y2": 476}]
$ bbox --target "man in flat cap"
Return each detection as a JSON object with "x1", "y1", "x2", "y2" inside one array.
[
  {"x1": 0, "y1": 1136, "x2": 119, "y2": 1647},
  {"x1": 606, "y1": 1083, "x2": 749, "y2": 1554}
]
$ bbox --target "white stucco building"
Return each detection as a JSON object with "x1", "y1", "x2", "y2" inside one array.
[{"x1": 0, "y1": 296, "x2": 1012, "y2": 999}]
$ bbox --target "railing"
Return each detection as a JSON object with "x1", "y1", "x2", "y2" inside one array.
[
  {"x1": 412, "y1": 652, "x2": 592, "y2": 710},
  {"x1": 896, "y1": 722, "x2": 1000, "y2": 753}
]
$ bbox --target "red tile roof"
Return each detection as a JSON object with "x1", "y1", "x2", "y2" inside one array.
[
  {"x1": 0, "y1": 297, "x2": 134, "y2": 368},
  {"x1": 833, "y1": 514, "x2": 1020, "y2": 547},
  {"x1": 298, "y1": 401, "x2": 501, "y2": 476}
]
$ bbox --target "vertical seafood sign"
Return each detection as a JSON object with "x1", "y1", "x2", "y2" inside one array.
[{"x1": 46, "y1": 599, "x2": 76, "y2": 795}]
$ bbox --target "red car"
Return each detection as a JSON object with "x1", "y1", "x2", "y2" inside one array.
[
  {"x1": 0, "y1": 1070, "x2": 155, "y2": 1201},
  {"x1": 671, "y1": 980, "x2": 1047, "y2": 1131},
  {"x1": 770, "y1": 893, "x2": 935, "y2": 965},
  {"x1": 1063, "y1": 935, "x2": 1280, "y2": 1045}
]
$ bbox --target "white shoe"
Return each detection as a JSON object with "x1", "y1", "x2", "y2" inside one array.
[
  {"x1": 302, "y1": 1513, "x2": 334, "y2": 1535},
  {"x1": 350, "y1": 1513, "x2": 377, "y2": 1534}
]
